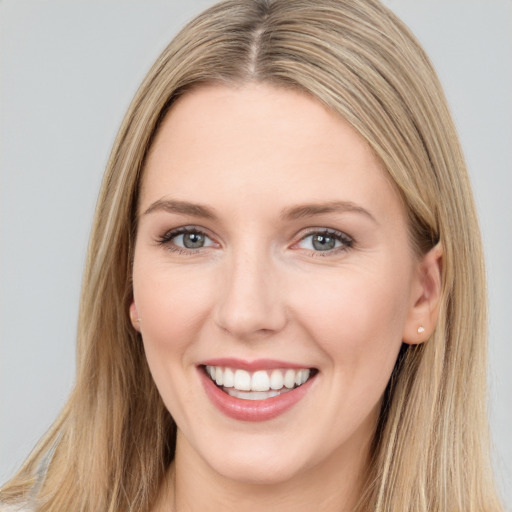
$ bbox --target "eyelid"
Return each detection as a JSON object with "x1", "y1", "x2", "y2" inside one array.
[
  {"x1": 157, "y1": 225, "x2": 219, "y2": 252},
  {"x1": 292, "y1": 227, "x2": 354, "y2": 254},
  {"x1": 156, "y1": 225, "x2": 353, "y2": 255}
]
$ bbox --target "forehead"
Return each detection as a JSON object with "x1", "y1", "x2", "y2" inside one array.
[{"x1": 140, "y1": 83, "x2": 403, "y2": 225}]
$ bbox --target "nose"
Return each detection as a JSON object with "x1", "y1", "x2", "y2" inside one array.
[{"x1": 213, "y1": 244, "x2": 287, "y2": 340}]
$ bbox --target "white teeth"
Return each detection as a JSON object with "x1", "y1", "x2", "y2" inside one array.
[
  {"x1": 301, "y1": 369, "x2": 310, "y2": 384},
  {"x1": 226, "y1": 389, "x2": 284, "y2": 400},
  {"x1": 251, "y1": 370, "x2": 270, "y2": 391},
  {"x1": 296, "y1": 369, "x2": 310, "y2": 385},
  {"x1": 234, "y1": 369, "x2": 251, "y2": 391},
  {"x1": 223, "y1": 367, "x2": 234, "y2": 388},
  {"x1": 284, "y1": 369, "x2": 296, "y2": 389},
  {"x1": 215, "y1": 367, "x2": 223, "y2": 386},
  {"x1": 205, "y1": 365, "x2": 313, "y2": 395},
  {"x1": 270, "y1": 369, "x2": 284, "y2": 390}
]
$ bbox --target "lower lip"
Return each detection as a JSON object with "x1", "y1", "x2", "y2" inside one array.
[{"x1": 199, "y1": 368, "x2": 316, "y2": 422}]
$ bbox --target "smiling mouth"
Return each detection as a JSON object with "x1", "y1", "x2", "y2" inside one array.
[{"x1": 203, "y1": 365, "x2": 318, "y2": 401}]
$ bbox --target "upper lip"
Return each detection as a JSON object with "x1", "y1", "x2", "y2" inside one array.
[{"x1": 198, "y1": 358, "x2": 314, "y2": 371}]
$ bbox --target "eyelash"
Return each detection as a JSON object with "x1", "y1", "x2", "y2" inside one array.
[
  {"x1": 297, "y1": 228, "x2": 354, "y2": 257},
  {"x1": 156, "y1": 226, "x2": 214, "y2": 255},
  {"x1": 156, "y1": 226, "x2": 354, "y2": 256}
]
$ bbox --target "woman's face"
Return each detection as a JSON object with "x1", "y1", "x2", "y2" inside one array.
[{"x1": 131, "y1": 83, "x2": 431, "y2": 485}]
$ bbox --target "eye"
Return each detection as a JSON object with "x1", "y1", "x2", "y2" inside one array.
[
  {"x1": 295, "y1": 229, "x2": 353, "y2": 253},
  {"x1": 158, "y1": 226, "x2": 216, "y2": 252},
  {"x1": 175, "y1": 231, "x2": 209, "y2": 249}
]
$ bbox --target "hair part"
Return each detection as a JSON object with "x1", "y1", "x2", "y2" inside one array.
[{"x1": 1, "y1": 1, "x2": 501, "y2": 511}]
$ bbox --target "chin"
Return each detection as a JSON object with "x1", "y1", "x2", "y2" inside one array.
[
  {"x1": 213, "y1": 456, "x2": 306, "y2": 486},
  {"x1": 195, "y1": 433, "x2": 315, "y2": 486}
]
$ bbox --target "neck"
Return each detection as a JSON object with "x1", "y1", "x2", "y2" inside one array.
[{"x1": 156, "y1": 430, "x2": 372, "y2": 512}]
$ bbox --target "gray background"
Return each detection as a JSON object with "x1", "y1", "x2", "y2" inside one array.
[{"x1": 1, "y1": 0, "x2": 511, "y2": 506}]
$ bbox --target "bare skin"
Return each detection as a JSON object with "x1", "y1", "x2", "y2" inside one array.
[{"x1": 131, "y1": 83, "x2": 442, "y2": 512}]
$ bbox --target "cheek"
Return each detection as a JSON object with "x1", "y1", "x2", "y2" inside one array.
[
  {"x1": 132, "y1": 263, "x2": 217, "y2": 403},
  {"x1": 132, "y1": 263, "x2": 220, "y2": 424},
  {"x1": 135, "y1": 266, "x2": 212, "y2": 345},
  {"x1": 290, "y1": 266, "x2": 410, "y2": 378}
]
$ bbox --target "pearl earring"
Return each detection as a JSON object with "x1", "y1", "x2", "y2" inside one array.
[{"x1": 417, "y1": 325, "x2": 425, "y2": 334}]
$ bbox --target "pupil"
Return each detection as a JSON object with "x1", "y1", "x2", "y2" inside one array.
[
  {"x1": 312, "y1": 234, "x2": 335, "y2": 251},
  {"x1": 183, "y1": 232, "x2": 204, "y2": 248}
]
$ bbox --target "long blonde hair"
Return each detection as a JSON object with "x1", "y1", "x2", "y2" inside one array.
[{"x1": 1, "y1": 0, "x2": 502, "y2": 510}]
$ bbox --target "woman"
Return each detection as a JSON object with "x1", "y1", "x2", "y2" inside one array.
[{"x1": 0, "y1": 0, "x2": 503, "y2": 510}]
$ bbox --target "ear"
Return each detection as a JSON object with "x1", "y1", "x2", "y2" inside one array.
[
  {"x1": 402, "y1": 243, "x2": 443, "y2": 345},
  {"x1": 129, "y1": 301, "x2": 141, "y2": 332}
]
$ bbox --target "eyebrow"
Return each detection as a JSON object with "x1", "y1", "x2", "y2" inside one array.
[
  {"x1": 142, "y1": 198, "x2": 377, "y2": 224},
  {"x1": 143, "y1": 199, "x2": 217, "y2": 219},
  {"x1": 280, "y1": 201, "x2": 377, "y2": 224}
]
